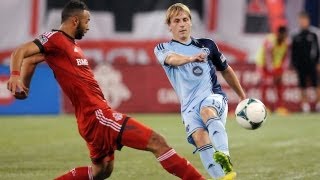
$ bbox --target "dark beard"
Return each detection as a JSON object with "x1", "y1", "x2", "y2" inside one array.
[{"x1": 75, "y1": 24, "x2": 85, "y2": 40}]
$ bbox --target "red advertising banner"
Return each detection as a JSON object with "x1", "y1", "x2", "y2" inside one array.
[
  {"x1": 61, "y1": 40, "x2": 315, "y2": 113},
  {"x1": 63, "y1": 61, "x2": 315, "y2": 113},
  {"x1": 0, "y1": 39, "x2": 313, "y2": 114}
]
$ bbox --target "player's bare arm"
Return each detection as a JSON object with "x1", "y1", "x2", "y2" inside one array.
[
  {"x1": 165, "y1": 52, "x2": 206, "y2": 66},
  {"x1": 21, "y1": 53, "x2": 44, "y2": 88},
  {"x1": 221, "y1": 65, "x2": 246, "y2": 101},
  {"x1": 7, "y1": 41, "x2": 41, "y2": 96},
  {"x1": 12, "y1": 53, "x2": 45, "y2": 100},
  {"x1": 11, "y1": 53, "x2": 44, "y2": 100}
]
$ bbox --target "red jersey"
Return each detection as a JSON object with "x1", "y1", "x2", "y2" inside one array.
[{"x1": 34, "y1": 30, "x2": 110, "y2": 136}]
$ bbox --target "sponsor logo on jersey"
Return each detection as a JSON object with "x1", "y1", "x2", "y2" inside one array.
[
  {"x1": 192, "y1": 66, "x2": 203, "y2": 76},
  {"x1": 76, "y1": 58, "x2": 89, "y2": 66}
]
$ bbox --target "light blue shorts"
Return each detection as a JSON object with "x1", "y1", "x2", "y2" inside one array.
[{"x1": 181, "y1": 94, "x2": 228, "y2": 146}]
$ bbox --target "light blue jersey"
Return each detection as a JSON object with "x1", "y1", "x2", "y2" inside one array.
[{"x1": 154, "y1": 37, "x2": 228, "y2": 113}]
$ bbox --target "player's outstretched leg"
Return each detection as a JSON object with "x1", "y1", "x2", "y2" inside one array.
[
  {"x1": 148, "y1": 132, "x2": 205, "y2": 180},
  {"x1": 121, "y1": 117, "x2": 206, "y2": 180},
  {"x1": 192, "y1": 129, "x2": 225, "y2": 179}
]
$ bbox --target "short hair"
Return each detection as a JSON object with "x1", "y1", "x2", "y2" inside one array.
[
  {"x1": 166, "y1": 3, "x2": 191, "y2": 25},
  {"x1": 61, "y1": 0, "x2": 89, "y2": 23}
]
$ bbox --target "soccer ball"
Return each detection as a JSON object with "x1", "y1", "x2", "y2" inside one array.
[{"x1": 235, "y1": 98, "x2": 267, "y2": 130}]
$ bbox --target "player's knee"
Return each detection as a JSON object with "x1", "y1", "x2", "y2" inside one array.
[
  {"x1": 146, "y1": 131, "x2": 170, "y2": 155},
  {"x1": 92, "y1": 161, "x2": 114, "y2": 180},
  {"x1": 200, "y1": 107, "x2": 218, "y2": 123}
]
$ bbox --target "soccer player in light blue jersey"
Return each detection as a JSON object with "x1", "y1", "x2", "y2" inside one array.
[{"x1": 154, "y1": 3, "x2": 246, "y2": 180}]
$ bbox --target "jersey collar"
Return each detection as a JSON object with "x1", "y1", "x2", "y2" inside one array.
[
  {"x1": 52, "y1": 29, "x2": 75, "y2": 42},
  {"x1": 171, "y1": 37, "x2": 193, "y2": 46}
]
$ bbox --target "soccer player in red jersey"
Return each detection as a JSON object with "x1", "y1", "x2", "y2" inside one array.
[{"x1": 6, "y1": 1, "x2": 205, "y2": 180}]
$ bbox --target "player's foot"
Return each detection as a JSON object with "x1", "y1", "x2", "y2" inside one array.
[
  {"x1": 206, "y1": 171, "x2": 237, "y2": 180},
  {"x1": 213, "y1": 151, "x2": 233, "y2": 174},
  {"x1": 219, "y1": 171, "x2": 237, "y2": 180}
]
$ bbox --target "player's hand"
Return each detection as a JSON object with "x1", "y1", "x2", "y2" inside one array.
[
  {"x1": 13, "y1": 90, "x2": 29, "y2": 100},
  {"x1": 7, "y1": 75, "x2": 29, "y2": 99},
  {"x1": 190, "y1": 52, "x2": 207, "y2": 62}
]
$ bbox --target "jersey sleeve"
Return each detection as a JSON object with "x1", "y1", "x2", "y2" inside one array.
[
  {"x1": 208, "y1": 40, "x2": 228, "y2": 71},
  {"x1": 154, "y1": 43, "x2": 172, "y2": 66},
  {"x1": 33, "y1": 32, "x2": 57, "y2": 53}
]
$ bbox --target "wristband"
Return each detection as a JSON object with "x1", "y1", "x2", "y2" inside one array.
[{"x1": 11, "y1": 71, "x2": 20, "y2": 76}]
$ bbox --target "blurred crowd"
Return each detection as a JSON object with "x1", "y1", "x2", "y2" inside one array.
[{"x1": 256, "y1": 12, "x2": 320, "y2": 113}]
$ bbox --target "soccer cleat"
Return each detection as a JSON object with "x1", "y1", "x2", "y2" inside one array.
[
  {"x1": 206, "y1": 171, "x2": 237, "y2": 180},
  {"x1": 219, "y1": 171, "x2": 237, "y2": 180},
  {"x1": 213, "y1": 151, "x2": 233, "y2": 174}
]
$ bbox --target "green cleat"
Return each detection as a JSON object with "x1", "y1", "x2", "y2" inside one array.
[
  {"x1": 207, "y1": 171, "x2": 237, "y2": 180},
  {"x1": 219, "y1": 171, "x2": 237, "y2": 180},
  {"x1": 213, "y1": 151, "x2": 234, "y2": 174}
]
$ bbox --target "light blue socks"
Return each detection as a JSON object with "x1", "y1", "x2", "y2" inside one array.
[
  {"x1": 198, "y1": 144, "x2": 224, "y2": 178},
  {"x1": 206, "y1": 117, "x2": 229, "y2": 156}
]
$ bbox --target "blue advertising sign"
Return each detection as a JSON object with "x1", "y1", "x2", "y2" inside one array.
[{"x1": 0, "y1": 64, "x2": 60, "y2": 115}]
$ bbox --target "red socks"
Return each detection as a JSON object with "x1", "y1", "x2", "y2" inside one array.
[
  {"x1": 157, "y1": 149, "x2": 205, "y2": 180},
  {"x1": 54, "y1": 166, "x2": 93, "y2": 180}
]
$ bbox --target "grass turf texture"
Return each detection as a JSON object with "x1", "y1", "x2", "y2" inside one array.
[{"x1": 0, "y1": 113, "x2": 319, "y2": 180}]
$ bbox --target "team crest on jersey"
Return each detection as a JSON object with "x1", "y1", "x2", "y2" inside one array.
[
  {"x1": 112, "y1": 113, "x2": 123, "y2": 121},
  {"x1": 201, "y1": 47, "x2": 210, "y2": 56},
  {"x1": 38, "y1": 35, "x2": 48, "y2": 45},
  {"x1": 192, "y1": 66, "x2": 203, "y2": 76}
]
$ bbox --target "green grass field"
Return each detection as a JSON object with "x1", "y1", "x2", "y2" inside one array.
[{"x1": 0, "y1": 113, "x2": 319, "y2": 180}]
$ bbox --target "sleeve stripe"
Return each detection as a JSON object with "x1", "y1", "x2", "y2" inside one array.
[
  {"x1": 157, "y1": 44, "x2": 160, "y2": 50},
  {"x1": 160, "y1": 43, "x2": 164, "y2": 50}
]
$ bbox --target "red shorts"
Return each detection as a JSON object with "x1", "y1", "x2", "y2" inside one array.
[
  {"x1": 262, "y1": 67, "x2": 284, "y2": 77},
  {"x1": 83, "y1": 108, "x2": 153, "y2": 164}
]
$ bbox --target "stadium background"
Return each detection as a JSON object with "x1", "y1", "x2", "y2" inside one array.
[{"x1": 0, "y1": 0, "x2": 320, "y2": 114}]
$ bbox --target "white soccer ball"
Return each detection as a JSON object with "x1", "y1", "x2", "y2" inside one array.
[{"x1": 235, "y1": 98, "x2": 267, "y2": 130}]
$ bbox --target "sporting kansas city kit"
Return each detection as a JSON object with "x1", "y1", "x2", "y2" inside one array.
[
  {"x1": 33, "y1": 30, "x2": 152, "y2": 163},
  {"x1": 154, "y1": 37, "x2": 229, "y2": 144}
]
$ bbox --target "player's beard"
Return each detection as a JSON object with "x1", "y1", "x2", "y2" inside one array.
[{"x1": 75, "y1": 24, "x2": 85, "y2": 40}]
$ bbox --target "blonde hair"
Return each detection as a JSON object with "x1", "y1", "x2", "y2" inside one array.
[{"x1": 166, "y1": 3, "x2": 191, "y2": 25}]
